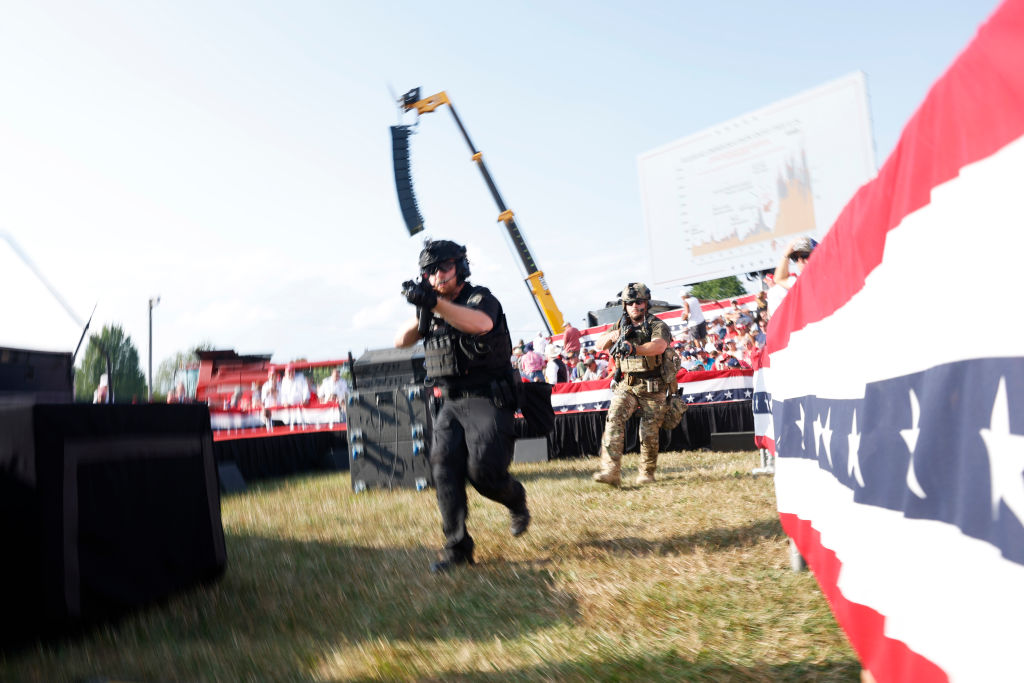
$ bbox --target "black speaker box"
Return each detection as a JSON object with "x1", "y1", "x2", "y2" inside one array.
[
  {"x1": 0, "y1": 346, "x2": 74, "y2": 403},
  {"x1": 352, "y1": 346, "x2": 426, "y2": 393},
  {"x1": 709, "y1": 431, "x2": 756, "y2": 452},
  {"x1": 0, "y1": 402, "x2": 226, "y2": 645},
  {"x1": 347, "y1": 384, "x2": 432, "y2": 491}
]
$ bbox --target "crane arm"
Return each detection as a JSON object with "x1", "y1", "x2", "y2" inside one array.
[{"x1": 398, "y1": 89, "x2": 565, "y2": 335}]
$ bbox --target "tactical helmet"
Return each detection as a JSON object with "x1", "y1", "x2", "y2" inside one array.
[
  {"x1": 620, "y1": 282, "x2": 651, "y2": 305},
  {"x1": 419, "y1": 239, "x2": 470, "y2": 282},
  {"x1": 787, "y1": 237, "x2": 818, "y2": 260}
]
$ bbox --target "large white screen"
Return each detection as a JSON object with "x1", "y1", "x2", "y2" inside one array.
[{"x1": 638, "y1": 72, "x2": 876, "y2": 286}]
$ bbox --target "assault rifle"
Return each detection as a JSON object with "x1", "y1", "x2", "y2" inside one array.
[{"x1": 608, "y1": 312, "x2": 635, "y2": 383}]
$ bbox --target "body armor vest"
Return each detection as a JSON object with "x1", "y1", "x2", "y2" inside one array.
[
  {"x1": 423, "y1": 285, "x2": 513, "y2": 384},
  {"x1": 617, "y1": 314, "x2": 664, "y2": 375}
]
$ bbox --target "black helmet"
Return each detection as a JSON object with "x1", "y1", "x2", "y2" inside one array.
[
  {"x1": 419, "y1": 239, "x2": 470, "y2": 281},
  {"x1": 620, "y1": 282, "x2": 651, "y2": 306}
]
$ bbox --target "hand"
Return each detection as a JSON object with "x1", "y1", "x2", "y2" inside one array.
[
  {"x1": 619, "y1": 340, "x2": 636, "y2": 356},
  {"x1": 402, "y1": 279, "x2": 438, "y2": 310}
]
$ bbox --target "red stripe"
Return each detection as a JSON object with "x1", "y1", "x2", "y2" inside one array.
[
  {"x1": 779, "y1": 513, "x2": 948, "y2": 683},
  {"x1": 766, "y1": 0, "x2": 1024, "y2": 357}
]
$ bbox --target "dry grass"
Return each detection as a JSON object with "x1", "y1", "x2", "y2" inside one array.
[{"x1": 1, "y1": 450, "x2": 859, "y2": 682}]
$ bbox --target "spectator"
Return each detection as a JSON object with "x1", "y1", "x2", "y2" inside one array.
[
  {"x1": 532, "y1": 331, "x2": 549, "y2": 356},
  {"x1": 543, "y1": 344, "x2": 568, "y2": 384},
  {"x1": 754, "y1": 290, "x2": 768, "y2": 319},
  {"x1": 680, "y1": 289, "x2": 707, "y2": 343},
  {"x1": 279, "y1": 365, "x2": 310, "y2": 406},
  {"x1": 725, "y1": 299, "x2": 743, "y2": 323},
  {"x1": 561, "y1": 321, "x2": 582, "y2": 357},
  {"x1": 249, "y1": 382, "x2": 261, "y2": 409},
  {"x1": 519, "y1": 345, "x2": 545, "y2": 382},
  {"x1": 261, "y1": 369, "x2": 279, "y2": 409},
  {"x1": 166, "y1": 380, "x2": 189, "y2": 404},
  {"x1": 93, "y1": 374, "x2": 109, "y2": 404},
  {"x1": 564, "y1": 354, "x2": 581, "y2": 381},
  {"x1": 580, "y1": 356, "x2": 603, "y2": 381},
  {"x1": 318, "y1": 368, "x2": 349, "y2": 404},
  {"x1": 768, "y1": 236, "x2": 818, "y2": 316}
]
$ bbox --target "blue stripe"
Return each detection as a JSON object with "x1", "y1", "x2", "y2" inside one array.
[{"x1": 775, "y1": 357, "x2": 1024, "y2": 565}]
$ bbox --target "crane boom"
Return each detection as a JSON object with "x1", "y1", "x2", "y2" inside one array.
[{"x1": 393, "y1": 88, "x2": 565, "y2": 335}]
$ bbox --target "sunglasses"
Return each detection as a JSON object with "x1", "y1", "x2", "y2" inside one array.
[{"x1": 423, "y1": 260, "x2": 457, "y2": 276}]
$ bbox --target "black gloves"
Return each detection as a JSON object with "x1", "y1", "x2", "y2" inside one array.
[
  {"x1": 617, "y1": 340, "x2": 636, "y2": 357},
  {"x1": 402, "y1": 279, "x2": 438, "y2": 311}
]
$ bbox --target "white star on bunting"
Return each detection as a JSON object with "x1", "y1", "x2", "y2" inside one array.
[
  {"x1": 847, "y1": 409, "x2": 865, "y2": 487},
  {"x1": 980, "y1": 377, "x2": 1024, "y2": 524},
  {"x1": 901, "y1": 388, "x2": 926, "y2": 499},
  {"x1": 813, "y1": 407, "x2": 833, "y2": 466}
]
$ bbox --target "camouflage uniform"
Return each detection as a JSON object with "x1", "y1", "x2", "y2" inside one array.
[{"x1": 595, "y1": 313, "x2": 672, "y2": 486}]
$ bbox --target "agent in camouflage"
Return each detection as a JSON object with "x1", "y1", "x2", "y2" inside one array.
[{"x1": 593, "y1": 282, "x2": 672, "y2": 486}]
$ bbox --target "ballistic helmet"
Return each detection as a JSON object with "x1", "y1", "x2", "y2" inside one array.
[
  {"x1": 620, "y1": 282, "x2": 651, "y2": 306},
  {"x1": 419, "y1": 239, "x2": 470, "y2": 282},
  {"x1": 787, "y1": 237, "x2": 818, "y2": 260}
]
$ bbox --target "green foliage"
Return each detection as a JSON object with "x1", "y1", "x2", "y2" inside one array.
[
  {"x1": 154, "y1": 341, "x2": 214, "y2": 395},
  {"x1": 687, "y1": 275, "x2": 745, "y2": 302},
  {"x1": 74, "y1": 324, "x2": 147, "y2": 402},
  {"x1": 306, "y1": 363, "x2": 352, "y2": 388}
]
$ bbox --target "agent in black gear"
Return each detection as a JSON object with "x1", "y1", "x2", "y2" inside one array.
[{"x1": 396, "y1": 239, "x2": 530, "y2": 574}]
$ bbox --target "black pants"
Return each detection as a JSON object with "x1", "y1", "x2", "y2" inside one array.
[{"x1": 430, "y1": 395, "x2": 527, "y2": 562}]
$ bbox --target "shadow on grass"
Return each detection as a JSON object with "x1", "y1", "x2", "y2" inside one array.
[
  {"x1": 0, "y1": 533, "x2": 580, "y2": 678},
  {"x1": 569, "y1": 518, "x2": 784, "y2": 557},
  {"x1": 382, "y1": 648, "x2": 861, "y2": 682},
  {"x1": 209, "y1": 532, "x2": 579, "y2": 645}
]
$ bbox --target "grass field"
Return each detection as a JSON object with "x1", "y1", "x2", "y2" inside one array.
[{"x1": 1, "y1": 450, "x2": 859, "y2": 682}]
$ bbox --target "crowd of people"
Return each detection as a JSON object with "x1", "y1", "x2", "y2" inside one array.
[
  {"x1": 510, "y1": 295, "x2": 771, "y2": 385},
  {"x1": 511, "y1": 324, "x2": 620, "y2": 384}
]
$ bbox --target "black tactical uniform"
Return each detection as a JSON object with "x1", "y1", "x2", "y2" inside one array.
[{"x1": 403, "y1": 240, "x2": 529, "y2": 573}]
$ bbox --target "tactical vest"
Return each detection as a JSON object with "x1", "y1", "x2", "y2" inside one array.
[
  {"x1": 422, "y1": 285, "x2": 513, "y2": 383},
  {"x1": 616, "y1": 314, "x2": 665, "y2": 376}
]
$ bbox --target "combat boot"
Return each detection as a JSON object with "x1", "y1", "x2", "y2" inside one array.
[
  {"x1": 635, "y1": 471, "x2": 656, "y2": 485},
  {"x1": 593, "y1": 448, "x2": 621, "y2": 486},
  {"x1": 592, "y1": 458, "x2": 621, "y2": 486},
  {"x1": 637, "y1": 449, "x2": 658, "y2": 485}
]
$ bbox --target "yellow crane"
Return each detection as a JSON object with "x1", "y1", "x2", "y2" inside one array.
[{"x1": 390, "y1": 87, "x2": 565, "y2": 335}]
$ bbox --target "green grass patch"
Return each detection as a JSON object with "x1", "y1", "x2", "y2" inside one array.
[{"x1": 1, "y1": 450, "x2": 859, "y2": 681}]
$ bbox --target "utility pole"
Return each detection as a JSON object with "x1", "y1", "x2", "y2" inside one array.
[{"x1": 148, "y1": 295, "x2": 160, "y2": 402}]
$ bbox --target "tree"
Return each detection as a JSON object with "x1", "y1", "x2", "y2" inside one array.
[
  {"x1": 75, "y1": 324, "x2": 147, "y2": 403},
  {"x1": 154, "y1": 341, "x2": 214, "y2": 398},
  {"x1": 687, "y1": 275, "x2": 746, "y2": 302}
]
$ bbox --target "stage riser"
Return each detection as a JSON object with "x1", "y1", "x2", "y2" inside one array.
[{"x1": 0, "y1": 404, "x2": 225, "y2": 646}]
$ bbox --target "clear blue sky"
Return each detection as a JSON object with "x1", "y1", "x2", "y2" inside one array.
[{"x1": 0, "y1": 0, "x2": 1003, "y2": 382}]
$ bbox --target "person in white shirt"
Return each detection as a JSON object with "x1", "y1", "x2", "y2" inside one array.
[
  {"x1": 278, "y1": 365, "x2": 310, "y2": 407},
  {"x1": 260, "y1": 369, "x2": 278, "y2": 408},
  {"x1": 681, "y1": 290, "x2": 707, "y2": 343},
  {"x1": 532, "y1": 332, "x2": 549, "y2": 356},
  {"x1": 318, "y1": 368, "x2": 349, "y2": 404}
]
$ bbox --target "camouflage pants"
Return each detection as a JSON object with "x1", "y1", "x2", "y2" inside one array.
[{"x1": 599, "y1": 383, "x2": 668, "y2": 476}]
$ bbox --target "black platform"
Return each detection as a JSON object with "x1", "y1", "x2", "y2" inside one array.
[
  {"x1": 0, "y1": 403, "x2": 226, "y2": 646},
  {"x1": 516, "y1": 401, "x2": 755, "y2": 457}
]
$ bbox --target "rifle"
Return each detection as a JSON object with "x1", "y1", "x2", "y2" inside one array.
[{"x1": 608, "y1": 312, "x2": 635, "y2": 382}]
